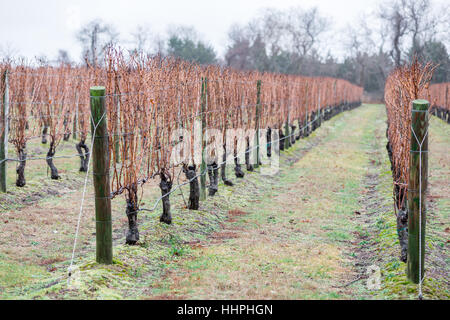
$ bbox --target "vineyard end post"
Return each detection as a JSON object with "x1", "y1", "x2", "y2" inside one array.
[
  {"x1": 1, "y1": 70, "x2": 9, "y2": 193},
  {"x1": 115, "y1": 94, "x2": 120, "y2": 163},
  {"x1": 318, "y1": 89, "x2": 322, "y2": 127},
  {"x1": 284, "y1": 107, "x2": 290, "y2": 150},
  {"x1": 90, "y1": 86, "x2": 113, "y2": 265},
  {"x1": 200, "y1": 77, "x2": 207, "y2": 201},
  {"x1": 407, "y1": 99, "x2": 429, "y2": 284},
  {"x1": 305, "y1": 104, "x2": 309, "y2": 136},
  {"x1": 254, "y1": 80, "x2": 261, "y2": 168},
  {"x1": 307, "y1": 84, "x2": 311, "y2": 136},
  {"x1": 73, "y1": 97, "x2": 78, "y2": 140}
]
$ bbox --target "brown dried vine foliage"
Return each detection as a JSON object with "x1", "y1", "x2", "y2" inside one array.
[
  {"x1": 103, "y1": 53, "x2": 363, "y2": 205},
  {"x1": 384, "y1": 58, "x2": 436, "y2": 210},
  {"x1": 74, "y1": 67, "x2": 95, "y2": 142},
  {"x1": 8, "y1": 65, "x2": 85, "y2": 149},
  {"x1": 2, "y1": 49, "x2": 363, "y2": 207},
  {"x1": 175, "y1": 60, "x2": 202, "y2": 166},
  {"x1": 429, "y1": 82, "x2": 450, "y2": 112},
  {"x1": 106, "y1": 50, "x2": 156, "y2": 204},
  {"x1": 37, "y1": 65, "x2": 74, "y2": 150},
  {"x1": 2, "y1": 64, "x2": 99, "y2": 184},
  {"x1": 7, "y1": 66, "x2": 44, "y2": 161}
]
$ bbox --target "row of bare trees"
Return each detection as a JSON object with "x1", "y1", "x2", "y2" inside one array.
[
  {"x1": 429, "y1": 82, "x2": 450, "y2": 122},
  {"x1": 0, "y1": 63, "x2": 100, "y2": 186},
  {"x1": 102, "y1": 49, "x2": 363, "y2": 243},
  {"x1": 0, "y1": 48, "x2": 363, "y2": 245}
]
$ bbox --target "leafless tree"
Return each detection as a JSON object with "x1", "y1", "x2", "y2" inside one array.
[
  {"x1": 56, "y1": 50, "x2": 72, "y2": 65},
  {"x1": 131, "y1": 25, "x2": 151, "y2": 53},
  {"x1": 345, "y1": 18, "x2": 373, "y2": 87},
  {"x1": 77, "y1": 19, "x2": 118, "y2": 67},
  {"x1": 379, "y1": 1, "x2": 409, "y2": 67},
  {"x1": 225, "y1": 7, "x2": 328, "y2": 72},
  {"x1": 0, "y1": 43, "x2": 18, "y2": 63},
  {"x1": 404, "y1": 0, "x2": 437, "y2": 55},
  {"x1": 253, "y1": 8, "x2": 285, "y2": 57},
  {"x1": 35, "y1": 54, "x2": 49, "y2": 66},
  {"x1": 378, "y1": 0, "x2": 443, "y2": 67},
  {"x1": 286, "y1": 7, "x2": 328, "y2": 57},
  {"x1": 225, "y1": 24, "x2": 252, "y2": 69},
  {"x1": 167, "y1": 25, "x2": 199, "y2": 42}
]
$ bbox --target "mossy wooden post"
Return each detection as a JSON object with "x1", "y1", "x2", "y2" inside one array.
[
  {"x1": 90, "y1": 86, "x2": 112, "y2": 264},
  {"x1": 254, "y1": 80, "x2": 261, "y2": 168},
  {"x1": 445, "y1": 85, "x2": 448, "y2": 120},
  {"x1": 114, "y1": 93, "x2": 120, "y2": 163},
  {"x1": 445, "y1": 85, "x2": 448, "y2": 108},
  {"x1": 0, "y1": 70, "x2": 9, "y2": 192},
  {"x1": 73, "y1": 96, "x2": 78, "y2": 140},
  {"x1": 305, "y1": 84, "x2": 309, "y2": 136},
  {"x1": 317, "y1": 88, "x2": 322, "y2": 127},
  {"x1": 407, "y1": 99, "x2": 429, "y2": 284},
  {"x1": 284, "y1": 106, "x2": 290, "y2": 150},
  {"x1": 333, "y1": 80, "x2": 339, "y2": 112},
  {"x1": 200, "y1": 77, "x2": 207, "y2": 201}
]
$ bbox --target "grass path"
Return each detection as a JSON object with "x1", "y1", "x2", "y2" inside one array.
[
  {"x1": 146, "y1": 104, "x2": 448, "y2": 300},
  {"x1": 146, "y1": 104, "x2": 386, "y2": 299},
  {"x1": 1, "y1": 104, "x2": 448, "y2": 299}
]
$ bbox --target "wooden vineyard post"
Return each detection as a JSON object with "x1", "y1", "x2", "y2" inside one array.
[
  {"x1": 407, "y1": 99, "x2": 429, "y2": 284},
  {"x1": 200, "y1": 77, "x2": 207, "y2": 201},
  {"x1": 445, "y1": 85, "x2": 449, "y2": 122},
  {"x1": 333, "y1": 80, "x2": 339, "y2": 113},
  {"x1": 304, "y1": 108, "x2": 308, "y2": 137},
  {"x1": 90, "y1": 86, "x2": 112, "y2": 264},
  {"x1": 284, "y1": 106, "x2": 290, "y2": 150},
  {"x1": 0, "y1": 70, "x2": 9, "y2": 192},
  {"x1": 73, "y1": 95, "x2": 78, "y2": 140},
  {"x1": 305, "y1": 84, "x2": 309, "y2": 136},
  {"x1": 114, "y1": 93, "x2": 120, "y2": 163},
  {"x1": 254, "y1": 80, "x2": 261, "y2": 168},
  {"x1": 317, "y1": 88, "x2": 321, "y2": 127}
]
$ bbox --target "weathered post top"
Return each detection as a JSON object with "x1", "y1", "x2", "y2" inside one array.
[
  {"x1": 412, "y1": 99, "x2": 429, "y2": 111},
  {"x1": 91, "y1": 86, "x2": 106, "y2": 94},
  {"x1": 90, "y1": 86, "x2": 106, "y2": 127}
]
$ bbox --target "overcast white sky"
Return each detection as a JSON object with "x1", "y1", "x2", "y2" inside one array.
[{"x1": 0, "y1": 0, "x2": 446, "y2": 62}]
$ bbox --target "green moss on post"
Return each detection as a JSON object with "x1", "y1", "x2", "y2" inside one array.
[
  {"x1": 200, "y1": 78, "x2": 207, "y2": 201},
  {"x1": 73, "y1": 101, "x2": 78, "y2": 140},
  {"x1": 407, "y1": 99, "x2": 429, "y2": 284},
  {"x1": 305, "y1": 84, "x2": 309, "y2": 136},
  {"x1": 284, "y1": 113, "x2": 290, "y2": 150},
  {"x1": 254, "y1": 80, "x2": 261, "y2": 168},
  {"x1": 317, "y1": 89, "x2": 322, "y2": 127},
  {"x1": 114, "y1": 94, "x2": 120, "y2": 163},
  {"x1": 90, "y1": 86, "x2": 113, "y2": 265},
  {"x1": 1, "y1": 71, "x2": 9, "y2": 193}
]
